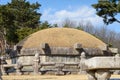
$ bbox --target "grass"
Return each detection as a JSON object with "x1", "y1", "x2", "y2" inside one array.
[
  {"x1": 2, "y1": 75, "x2": 120, "y2": 80},
  {"x1": 19, "y1": 28, "x2": 106, "y2": 50}
]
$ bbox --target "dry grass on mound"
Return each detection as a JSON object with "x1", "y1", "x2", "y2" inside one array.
[{"x1": 20, "y1": 28, "x2": 106, "y2": 50}]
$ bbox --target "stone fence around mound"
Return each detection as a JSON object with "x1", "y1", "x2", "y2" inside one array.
[
  {"x1": 1, "y1": 53, "x2": 120, "y2": 80},
  {"x1": 0, "y1": 52, "x2": 82, "y2": 76},
  {"x1": 0, "y1": 43, "x2": 119, "y2": 80}
]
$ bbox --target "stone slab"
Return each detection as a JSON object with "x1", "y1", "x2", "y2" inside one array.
[
  {"x1": 109, "y1": 48, "x2": 118, "y2": 53},
  {"x1": 82, "y1": 57, "x2": 120, "y2": 70}
]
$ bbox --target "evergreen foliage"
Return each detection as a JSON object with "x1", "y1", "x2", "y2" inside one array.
[
  {"x1": 92, "y1": 0, "x2": 120, "y2": 25},
  {"x1": 0, "y1": 0, "x2": 41, "y2": 44}
]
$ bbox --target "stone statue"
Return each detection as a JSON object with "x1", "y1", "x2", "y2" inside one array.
[
  {"x1": 33, "y1": 52, "x2": 40, "y2": 75},
  {"x1": 79, "y1": 52, "x2": 86, "y2": 74}
]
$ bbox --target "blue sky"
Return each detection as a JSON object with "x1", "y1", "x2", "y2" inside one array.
[{"x1": 0, "y1": 0, "x2": 120, "y2": 32}]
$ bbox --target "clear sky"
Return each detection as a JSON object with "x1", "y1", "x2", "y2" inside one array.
[{"x1": 0, "y1": 0, "x2": 120, "y2": 32}]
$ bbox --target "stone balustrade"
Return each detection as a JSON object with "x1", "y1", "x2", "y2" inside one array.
[{"x1": 0, "y1": 53, "x2": 80, "y2": 76}]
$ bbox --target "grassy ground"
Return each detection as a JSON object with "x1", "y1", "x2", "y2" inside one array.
[
  {"x1": 2, "y1": 75, "x2": 120, "y2": 80},
  {"x1": 2, "y1": 75, "x2": 87, "y2": 80}
]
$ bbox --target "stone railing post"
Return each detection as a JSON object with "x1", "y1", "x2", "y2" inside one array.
[
  {"x1": 55, "y1": 63, "x2": 64, "y2": 75},
  {"x1": 114, "y1": 53, "x2": 120, "y2": 74},
  {"x1": 33, "y1": 52, "x2": 41, "y2": 75},
  {"x1": 0, "y1": 56, "x2": 7, "y2": 75},
  {"x1": 0, "y1": 59, "x2": 2, "y2": 80},
  {"x1": 15, "y1": 62, "x2": 22, "y2": 75},
  {"x1": 1, "y1": 66, "x2": 6, "y2": 75}
]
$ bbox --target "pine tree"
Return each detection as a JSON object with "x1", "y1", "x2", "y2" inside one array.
[
  {"x1": 92, "y1": 0, "x2": 120, "y2": 25},
  {"x1": 0, "y1": 0, "x2": 41, "y2": 44}
]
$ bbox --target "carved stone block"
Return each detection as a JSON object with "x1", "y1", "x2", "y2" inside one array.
[
  {"x1": 74, "y1": 43, "x2": 82, "y2": 49},
  {"x1": 40, "y1": 43, "x2": 47, "y2": 49}
]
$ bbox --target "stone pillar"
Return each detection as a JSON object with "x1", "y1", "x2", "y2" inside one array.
[
  {"x1": 0, "y1": 59, "x2": 2, "y2": 80},
  {"x1": 1, "y1": 66, "x2": 7, "y2": 75},
  {"x1": 78, "y1": 52, "x2": 86, "y2": 74},
  {"x1": 95, "y1": 70, "x2": 111, "y2": 80},
  {"x1": 55, "y1": 63, "x2": 64, "y2": 75},
  {"x1": 114, "y1": 54, "x2": 120, "y2": 74},
  {"x1": 33, "y1": 52, "x2": 41, "y2": 75},
  {"x1": 0, "y1": 56, "x2": 7, "y2": 75},
  {"x1": 15, "y1": 62, "x2": 22, "y2": 75}
]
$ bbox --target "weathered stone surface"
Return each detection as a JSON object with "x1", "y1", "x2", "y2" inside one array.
[
  {"x1": 81, "y1": 56, "x2": 112, "y2": 80},
  {"x1": 20, "y1": 48, "x2": 42, "y2": 55},
  {"x1": 82, "y1": 57, "x2": 120, "y2": 70},
  {"x1": 17, "y1": 56, "x2": 34, "y2": 65},
  {"x1": 42, "y1": 47, "x2": 81, "y2": 55},
  {"x1": 20, "y1": 47, "x2": 106, "y2": 56},
  {"x1": 84, "y1": 48, "x2": 103, "y2": 56}
]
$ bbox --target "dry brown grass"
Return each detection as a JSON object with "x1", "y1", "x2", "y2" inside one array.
[
  {"x1": 20, "y1": 28, "x2": 106, "y2": 50},
  {"x1": 2, "y1": 75, "x2": 87, "y2": 80},
  {"x1": 2, "y1": 75, "x2": 120, "y2": 80}
]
